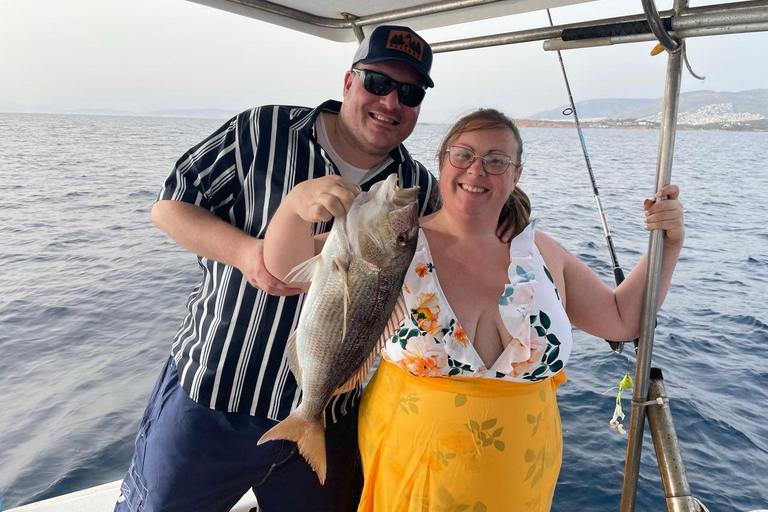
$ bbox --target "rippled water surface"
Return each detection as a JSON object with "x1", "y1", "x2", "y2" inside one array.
[{"x1": 1, "y1": 112, "x2": 766, "y2": 511}]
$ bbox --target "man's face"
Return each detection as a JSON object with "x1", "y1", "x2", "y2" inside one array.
[{"x1": 337, "y1": 60, "x2": 424, "y2": 161}]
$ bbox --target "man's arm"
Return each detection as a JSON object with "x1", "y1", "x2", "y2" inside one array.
[
  {"x1": 152, "y1": 200, "x2": 302, "y2": 296},
  {"x1": 154, "y1": 111, "x2": 303, "y2": 296}
]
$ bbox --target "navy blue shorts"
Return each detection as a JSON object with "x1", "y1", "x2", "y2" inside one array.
[{"x1": 114, "y1": 357, "x2": 362, "y2": 512}]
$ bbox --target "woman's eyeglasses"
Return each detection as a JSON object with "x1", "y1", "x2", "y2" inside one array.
[
  {"x1": 444, "y1": 146, "x2": 516, "y2": 175},
  {"x1": 351, "y1": 68, "x2": 426, "y2": 108}
]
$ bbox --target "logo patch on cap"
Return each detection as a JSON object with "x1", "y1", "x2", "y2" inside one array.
[{"x1": 385, "y1": 29, "x2": 425, "y2": 62}]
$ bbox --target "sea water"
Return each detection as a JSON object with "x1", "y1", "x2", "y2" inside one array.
[{"x1": 1, "y1": 112, "x2": 766, "y2": 511}]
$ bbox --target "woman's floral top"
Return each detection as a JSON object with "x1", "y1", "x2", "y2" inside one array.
[{"x1": 383, "y1": 221, "x2": 573, "y2": 382}]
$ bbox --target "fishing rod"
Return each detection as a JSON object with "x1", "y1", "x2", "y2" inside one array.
[{"x1": 546, "y1": 9, "x2": 636, "y2": 354}]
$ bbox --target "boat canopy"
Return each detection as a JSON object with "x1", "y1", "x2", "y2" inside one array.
[
  {"x1": 184, "y1": 0, "x2": 599, "y2": 41},
  {"x1": 184, "y1": 0, "x2": 768, "y2": 54}
]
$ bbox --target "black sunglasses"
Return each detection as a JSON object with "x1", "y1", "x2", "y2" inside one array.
[{"x1": 351, "y1": 68, "x2": 426, "y2": 108}]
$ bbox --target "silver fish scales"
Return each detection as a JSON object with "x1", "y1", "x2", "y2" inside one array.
[{"x1": 258, "y1": 174, "x2": 420, "y2": 483}]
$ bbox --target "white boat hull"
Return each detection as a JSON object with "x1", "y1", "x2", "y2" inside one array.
[{"x1": 6, "y1": 480, "x2": 259, "y2": 512}]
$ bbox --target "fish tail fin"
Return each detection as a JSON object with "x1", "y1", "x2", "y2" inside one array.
[{"x1": 257, "y1": 413, "x2": 327, "y2": 484}]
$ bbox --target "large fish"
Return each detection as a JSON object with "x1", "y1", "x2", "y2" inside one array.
[{"x1": 258, "y1": 173, "x2": 420, "y2": 483}]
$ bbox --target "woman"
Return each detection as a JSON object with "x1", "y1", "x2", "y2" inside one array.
[{"x1": 264, "y1": 108, "x2": 684, "y2": 511}]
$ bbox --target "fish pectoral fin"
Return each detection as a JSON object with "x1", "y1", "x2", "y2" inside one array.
[
  {"x1": 333, "y1": 293, "x2": 409, "y2": 396},
  {"x1": 286, "y1": 329, "x2": 302, "y2": 386},
  {"x1": 285, "y1": 254, "x2": 322, "y2": 284},
  {"x1": 334, "y1": 256, "x2": 351, "y2": 341}
]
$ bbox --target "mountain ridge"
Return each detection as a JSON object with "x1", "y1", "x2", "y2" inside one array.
[{"x1": 529, "y1": 89, "x2": 768, "y2": 130}]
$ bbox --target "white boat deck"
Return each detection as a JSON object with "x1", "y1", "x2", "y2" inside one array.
[{"x1": 5, "y1": 480, "x2": 259, "y2": 512}]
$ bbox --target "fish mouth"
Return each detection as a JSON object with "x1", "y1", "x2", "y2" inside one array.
[
  {"x1": 368, "y1": 174, "x2": 419, "y2": 209},
  {"x1": 393, "y1": 184, "x2": 419, "y2": 207},
  {"x1": 345, "y1": 174, "x2": 419, "y2": 258}
]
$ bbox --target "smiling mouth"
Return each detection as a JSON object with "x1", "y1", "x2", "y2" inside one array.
[
  {"x1": 460, "y1": 183, "x2": 488, "y2": 194},
  {"x1": 370, "y1": 112, "x2": 399, "y2": 126}
]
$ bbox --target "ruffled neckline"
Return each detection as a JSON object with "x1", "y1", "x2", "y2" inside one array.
[{"x1": 416, "y1": 221, "x2": 539, "y2": 376}]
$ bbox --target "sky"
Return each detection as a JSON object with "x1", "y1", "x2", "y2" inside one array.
[{"x1": 1, "y1": 0, "x2": 766, "y2": 122}]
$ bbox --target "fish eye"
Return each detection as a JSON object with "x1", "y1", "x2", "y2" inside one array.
[{"x1": 396, "y1": 232, "x2": 408, "y2": 246}]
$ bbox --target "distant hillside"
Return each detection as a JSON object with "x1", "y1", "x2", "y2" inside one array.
[
  {"x1": 64, "y1": 107, "x2": 137, "y2": 116},
  {"x1": 529, "y1": 89, "x2": 768, "y2": 131},
  {"x1": 531, "y1": 98, "x2": 657, "y2": 121},
  {"x1": 148, "y1": 108, "x2": 239, "y2": 119},
  {"x1": 0, "y1": 103, "x2": 239, "y2": 120},
  {"x1": 0, "y1": 100, "x2": 35, "y2": 113}
]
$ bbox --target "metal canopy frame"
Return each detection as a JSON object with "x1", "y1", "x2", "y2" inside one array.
[
  {"x1": 185, "y1": 0, "x2": 598, "y2": 42},
  {"x1": 186, "y1": 0, "x2": 768, "y2": 48}
]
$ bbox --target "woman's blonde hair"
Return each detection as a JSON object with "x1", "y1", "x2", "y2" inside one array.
[{"x1": 436, "y1": 108, "x2": 530, "y2": 237}]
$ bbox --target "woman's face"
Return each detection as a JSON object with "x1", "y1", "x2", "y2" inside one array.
[{"x1": 438, "y1": 125, "x2": 522, "y2": 222}]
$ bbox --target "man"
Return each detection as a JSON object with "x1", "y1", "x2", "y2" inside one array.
[{"x1": 115, "y1": 25, "x2": 437, "y2": 512}]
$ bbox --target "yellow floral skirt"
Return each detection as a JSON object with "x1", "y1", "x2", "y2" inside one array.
[{"x1": 358, "y1": 360, "x2": 566, "y2": 512}]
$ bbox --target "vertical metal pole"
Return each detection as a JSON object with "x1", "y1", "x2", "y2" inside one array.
[
  {"x1": 619, "y1": 1, "x2": 686, "y2": 510},
  {"x1": 646, "y1": 368, "x2": 700, "y2": 512}
]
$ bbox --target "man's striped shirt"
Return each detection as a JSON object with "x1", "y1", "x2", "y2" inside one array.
[{"x1": 158, "y1": 100, "x2": 437, "y2": 421}]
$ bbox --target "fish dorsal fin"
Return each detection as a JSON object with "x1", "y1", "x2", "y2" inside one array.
[
  {"x1": 285, "y1": 254, "x2": 322, "y2": 284},
  {"x1": 334, "y1": 293, "x2": 408, "y2": 395},
  {"x1": 334, "y1": 255, "x2": 351, "y2": 342},
  {"x1": 286, "y1": 329, "x2": 302, "y2": 387}
]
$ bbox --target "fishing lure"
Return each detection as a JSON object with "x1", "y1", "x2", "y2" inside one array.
[{"x1": 609, "y1": 373, "x2": 633, "y2": 435}]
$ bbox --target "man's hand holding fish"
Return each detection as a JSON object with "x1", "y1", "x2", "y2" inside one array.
[{"x1": 291, "y1": 175, "x2": 363, "y2": 223}]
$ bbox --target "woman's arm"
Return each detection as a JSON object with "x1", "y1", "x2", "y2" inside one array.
[
  {"x1": 561, "y1": 184, "x2": 685, "y2": 341},
  {"x1": 264, "y1": 176, "x2": 361, "y2": 288}
]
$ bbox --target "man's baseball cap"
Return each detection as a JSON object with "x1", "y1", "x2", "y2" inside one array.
[{"x1": 352, "y1": 25, "x2": 434, "y2": 88}]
